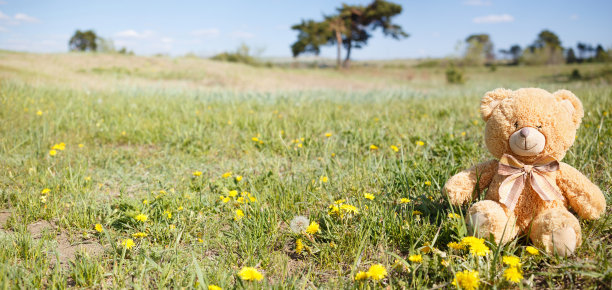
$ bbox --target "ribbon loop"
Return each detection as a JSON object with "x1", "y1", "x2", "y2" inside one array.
[{"x1": 497, "y1": 154, "x2": 564, "y2": 211}]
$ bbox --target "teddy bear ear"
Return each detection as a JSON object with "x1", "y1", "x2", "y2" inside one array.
[
  {"x1": 553, "y1": 90, "x2": 584, "y2": 126},
  {"x1": 480, "y1": 88, "x2": 512, "y2": 121}
]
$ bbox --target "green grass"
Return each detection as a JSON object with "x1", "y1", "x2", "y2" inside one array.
[{"x1": 0, "y1": 52, "x2": 610, "y2": 288}]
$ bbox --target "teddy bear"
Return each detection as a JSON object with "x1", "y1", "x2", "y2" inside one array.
[{"x1": 444, "y1": 88, "x2": 606, "y2": 256}]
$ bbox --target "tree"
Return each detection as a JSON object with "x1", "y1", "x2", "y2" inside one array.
[
  {"x1": 566, "y1": 48, "x2": 577, "y2": 64},
  {"x1": 522, "y1": 30, "x2": 564, "y2": 65},
  {"x1": 69, "y1": 30, "x2": 98, "y2": 52},
  {"x1": 499, "y1": 44, "x2": 521, "y2": 65},
  {"x1": 577, "y1": 42, "x2": 587, "y2": 61},
  {"x1": 595, "y1": 44, "x2": 608, "y2": 62},
  {"x1": 291, "y1": 0, "x2": 408, "y2": 68},
  {"x1": 464, "y1": 34, "x2": 493, "y2": 66}
]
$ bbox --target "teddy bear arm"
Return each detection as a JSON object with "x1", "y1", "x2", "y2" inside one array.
[
  {"x1": 444, "y1": 159, "x2": 498, "y2": 205},
  {"x1": 556, "y1": 162, "x2": 606, "y2": 220}
]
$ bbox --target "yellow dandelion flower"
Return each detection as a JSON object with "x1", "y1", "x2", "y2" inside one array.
[
  {"x1": 354, "y1": 271, "x2": 369, "y2": 281},
  {"x1": 36, "y1": 110, "x2": 43, "y2": 116},
  {"x1": 441, "y1": 259, "x2": 450, "y2": 267},
  {"x1": 78, "y1": 143, "x2": 84, "y2": 148},
  {"x1": 235, "y1": 175, "x2": 243, "y2": 182},
  {"x1": 134, "y1": 214, "x2": 148, "y2": 222},
  {"x1": 164, "y1": 210, "x2": 172, "y2": 219},
  {"x1": 325, "y1": 132, "x2": 332, "y2": 137},
  {"x1": 390, "y1": 145, "x2": 399, "y2": 152},
  {"x1": 334, "y1": 199, "x2": 346, "y2": 204},
  {"x1": 222, "y1": 172, "x2": 232, "y2": 178},
  {"x1": 415, "y1": 141, "x2": 425, "y2": 146},
  {"x1": 468, "y1": 241, "x2": 490, "y2": 256},
  {"x1": 222, "y1": 197, "x2": 230, "y2": 203},
  {"x1": 503, "y1": 267, "x2": 523, "y2": 283},
  {"x1": 84, "y1": 176, "x2": 91, "y2": 181},
  {"x1": 41, "y1": 188, "x2": 51, "y2": 194},
  {"x1": 319, "y1": 176, "x2": 328, "y2": 183},
  {"x1": 448, "y1": 242, "x2": 464, "y2": 250},
  {"x1": 370, "y1": 144, "x2": 379, "y2": 150},
  {"x1": 408, "y1": 254, "x2": 423, "y2": 263},
  {"x1": 461, "y1": 131, "x2": 466, "y2": 136},
  {"x1": 169, "y1": 224, "x2": 176, "y2": 230},
  {"x1": 452, "y1": 270, "x2": 479, "y2": 290},
  {"x1": 305, "y1": 222, "x2": 320, "y2": 234},
  {"x1": 251, "y1": 137, "x2": 259, "y2": 142},
  {"x1": 49, "y1": 149, "x2": 57, "y2": 156},
  {"x1": 234, "y1": 209, "x2": 245, "y2": 221},
  {"x1": 412, "y1": 210, "x2": 422, "y2": 215},
  {"x1": 331, "y1": 153, "x2": 336, "y2": 157},
  {"x1": 237, "y1": 267, "x2": 263, "y2": 281},
  {"x1": 198, "y1": 238, "x2": 204, "y2": 243},
  {"x1": 121, "y1": 239, "x2": 135, "y2": 250},
  {"x1": 366, "y1": 264, "x2": 387, "y2": 281},
  {"x1": 132, "y1": 232, "x2": 148, "y2": 238},
  {"x1": 399, "y1": 198, "x2": 411, "y2": 204},
  {"x1": 424, "y1": 181, "x2": 431, "y2": 186},
  {"x1": 228, "y1": 190, "x2": 238, "y2": 197},
  {"x1": 502, "y1": 256, "x2": 521, "y2": 267},
  {"x1": 364, "y1": 193, "x2": 375, "y2": 200},
  {"x1": 328, "y1": 204, "x2": 340, "y2": 216},
  {"x1": 448, "y1": 213, "x2": 461, "y2": 219},
  {"x1": 193, "y1": 171, "x2": 202, "y2": 177},
  {"x1": 340, "y1": 204, "x2": 359, "y2": 214},
  {"x1": 525, "y1": 246, "x2": 539, "y2": 255},
  {"x1": 208, "y1": 285, "x2": 222, "y2": 290},
  {"x1": 295, "y1": 238, "x2": 304, "y2": 254},
  {"x1": 94, "y1": 224, "x2": 103, "y2": 233},
  {"x1": 142, "y1": 199, "x2": 148, "y2": 205}
]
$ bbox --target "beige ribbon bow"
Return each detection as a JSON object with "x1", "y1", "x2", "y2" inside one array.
[{"x1": 498, "y1": 154, "x2": 565, "y2": 211}]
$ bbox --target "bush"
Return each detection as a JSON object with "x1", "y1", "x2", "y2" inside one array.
[
  {"x1": 446, "y1": 64, "x2": 465, "y2": 84},
  {"x1": 211, "y1": 44, "x2": 261, "y2": 66}
]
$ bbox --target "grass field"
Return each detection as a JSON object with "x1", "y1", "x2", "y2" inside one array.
[{"x1": 0, "y1": 50, "x2": 610, "y2": 288}]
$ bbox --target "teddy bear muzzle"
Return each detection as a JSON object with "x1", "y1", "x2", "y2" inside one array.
[{"x1": 509, "y1": 127, "x2": 545, "y2": 156}]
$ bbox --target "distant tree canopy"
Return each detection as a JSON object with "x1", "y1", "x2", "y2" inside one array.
[
  {"x1": 522, "y1": 30, "x2": 565, "y2": 65},
  {"x1": 499, "y1": 44, "x2": 521, "y2": 65},
  {"x1": 291, "y1": 0, "x2": 408, "y2": 68},
  {"x1": 464, "y1": 34, "x2": 494, "y2": 66},
  {"x1": 69, "y1": 30, "x2": 99, "y2": 52}
]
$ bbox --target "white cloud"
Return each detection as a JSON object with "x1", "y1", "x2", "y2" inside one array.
[
  {"x1": 14, "y1": 13, "x2": 38, "y2": 23},
  {"x1": 0, "y1": 26, "x2": 7, "y2": 32},
  {"x1": 231, "y1": 30, "x2": 255, "y2": 39},
  {"x1": 473, "y1": 14, "x2": 514, "y2": 24},
  {"x1": 161, "y1": 37, "x2": 173, "y2": 43},
  {"x1": 0, "y1": 10, "x2": 10, "y2": 20},
  {"x1": 115, "y1": 29, "x2": 154, "y2": 38},
  {"x1": 191, "y1": 28, "x2": 220, "y2": 37},
  {"x1": 0, "y1": 1, "x2": 7, "y2": 5},
  {"x1": 463, "y1": 0, "x2": 491, "y2": 6},
  {"x1": 570, "y1": 14, "x2": 579, "y2": 20},
  {"x1": 0, "y1": 11, "x2": 40, "y2": 24}
]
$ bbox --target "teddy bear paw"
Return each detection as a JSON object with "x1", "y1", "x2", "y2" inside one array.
[
  {"x1": 551, "y1": 227, "x2": 577, "y2": 257},
  {"x1": 467, "y1": 212, "x2": 489, "y2": 237}
]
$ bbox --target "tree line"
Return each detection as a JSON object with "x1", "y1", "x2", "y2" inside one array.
[
  {"x1": 69, "y1": 29, "x2": 132, "y2": 54},
  {"x1": 466, "y1": 30, "x2": 609, "y2": 66}
]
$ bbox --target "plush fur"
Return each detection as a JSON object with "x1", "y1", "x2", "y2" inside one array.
[{"x1": 444, "y1": 88, "x2": 606, "y2": 256}]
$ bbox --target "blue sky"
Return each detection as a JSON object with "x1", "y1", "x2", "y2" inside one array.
[{"x1": 0, "y1": 0, "x2": 610, "y2": 59}]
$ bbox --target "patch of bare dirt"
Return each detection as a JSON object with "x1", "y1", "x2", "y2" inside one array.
[
  {"x1": 26, "y1": 220, "x2": 105, "y2": 268},
  {"x1": 0, "y1": 210, "x2": 10, "y2": 229}
]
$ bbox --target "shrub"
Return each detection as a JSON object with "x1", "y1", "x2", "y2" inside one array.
[{"x1": 446, "y1": 64, "x2": 465, "y2": 84}]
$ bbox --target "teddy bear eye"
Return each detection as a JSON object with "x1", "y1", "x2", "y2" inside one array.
[
  {"x1": 514, "y1": 122, "x2": 519, "y2": 129},
  {"x1": 537, "y1": 125, "x2": 542, "y2": 130}
]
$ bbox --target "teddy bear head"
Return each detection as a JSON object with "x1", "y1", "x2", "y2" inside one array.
[{"x1": 480, "y1": 88, "x2": 584, "y2": 163}]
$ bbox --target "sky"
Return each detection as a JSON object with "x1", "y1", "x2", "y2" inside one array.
[{"x1": 0, "y1": 0, "x2": 611, "y2": 60}]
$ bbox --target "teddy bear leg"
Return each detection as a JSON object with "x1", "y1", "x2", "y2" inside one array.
[
  {"x1": 529, "y1": 208, "x2": 582, "y2": 257},
  {"x1": 467, "y1": 200, "x2": 518, "y2": 244}
]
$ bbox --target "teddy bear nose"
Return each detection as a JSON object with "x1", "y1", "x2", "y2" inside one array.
[{"x1": 519, "y1": 127, "x2": 530, "y2": 138}]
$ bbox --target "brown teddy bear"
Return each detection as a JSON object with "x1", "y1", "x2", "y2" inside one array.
[{"x1": 444, "y1": 88, "x2": 606, "y2": 256}]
